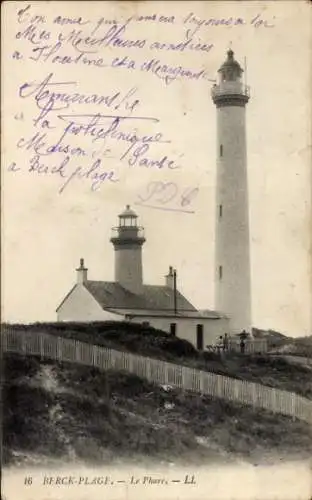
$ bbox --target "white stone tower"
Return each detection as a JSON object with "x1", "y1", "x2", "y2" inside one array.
[
  {"x1": 110, "y1": 205, "x2": 145, "y2": 294},
  {"x1": 211, "y1": 49, "x2": 252, "y2": 334}
]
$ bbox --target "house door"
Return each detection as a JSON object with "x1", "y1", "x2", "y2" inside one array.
[
  {"x1": 170, "y1": 323, "x2": 176, "y2": 336},
  {"x1": 196, "y1": 324, "x2": 204, "y2": 350}
]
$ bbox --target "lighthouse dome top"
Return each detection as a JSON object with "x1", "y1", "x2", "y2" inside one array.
[
  {"x1": 119, "y1": 205, "x2": 138, "y2": 218},
  {"x1": 218, "y1": 49, "x2": 243, "y2": 80}
]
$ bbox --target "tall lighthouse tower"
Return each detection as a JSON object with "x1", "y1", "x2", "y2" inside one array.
[
  {"x1": 110, "y1": 205, "x2": 146, "y2": 294},
  {"x1": 211, "y1": 49, "x2": 252, "y2": 334}
]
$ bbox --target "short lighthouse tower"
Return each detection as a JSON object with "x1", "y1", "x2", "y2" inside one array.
[
  {"x1": 211, "y1": 49, "x2": 252, "y2": 333},
  {"x1": 110, "y1": 205, "x2": 146, "y2": 294}
]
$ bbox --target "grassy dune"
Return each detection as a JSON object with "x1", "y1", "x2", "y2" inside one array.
[
  {"x1": 3, "y1": 322, "x2": 312, "y2": 399},
  {"x1": 3, "y1": 353, "x2": 312, "y2": 467}
]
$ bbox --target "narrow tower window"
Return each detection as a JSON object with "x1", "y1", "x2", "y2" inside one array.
[
  {"x1": 219, "y1": 265, "x2": 223, "y2": 280},
  {"x1": 170, "y1": 323, "x2": 176, "y2": 336},
  {"x1": 219, "y1": 205, "x2": 223, "y2": 218},
  {"x1": 220, "y1": 144, "x2": 223, "y2": 157}
]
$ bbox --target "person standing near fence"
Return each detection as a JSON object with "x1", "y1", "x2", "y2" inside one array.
[
  {"x1": 240, "y1": 338, "x2": 245, "y2": 354},
  {"x1": 216, "y1": 336, "x2": 223, "y2": 353},
  {"x1": 216, "y1": 336, "x2": 226, "y2": 360}
]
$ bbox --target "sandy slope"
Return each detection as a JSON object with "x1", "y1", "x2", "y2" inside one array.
[{"x1": 3, "y1": 354, "x2": 312, "y2": 469}]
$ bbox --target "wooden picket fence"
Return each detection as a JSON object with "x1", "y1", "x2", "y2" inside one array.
[{"x1": 2, "y1": 328, "x2": 312, "y2": 425}]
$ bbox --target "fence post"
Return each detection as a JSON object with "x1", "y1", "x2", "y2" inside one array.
[
  {"x1": 291, "y1": 393, "x2": 296, "y2": 422},
  {"x1": 127, "y1": 353, "x2": 133, "y2": 373},
  {"x1": 195, "y1": 370, "x2": 200, "y2": 392},
  {"x1": 21, "y1": 333, "x2": 27, "y2": 355},
  {"x1": 92, "y1": 344, "x2": 97, "y2": 367},
  {"x1": 2, "y1": 331, "x2": 7, "y2": 352},
  {"x1": 39, "y1": 334, "x2": 44, "y2": 360},
  {"x1": 74, "y1": 341, "x2": 79, "y2": 363},
  {"x1": 233, "y1": 379, "x2": 240, "y2": 401},
  {"x1": 57, "y1": 337, "x2": 62, "y2": 362},
  {"x1": 252, "y1": 384, "x2": 257, "y2": 406},
  {"x1": 145, "y1": 358, "x2": 151, "y2": 382},
  {"x1": 199, "y1": 371, "x2": 205, "y2": 394},
  {"x1": 217, "y1": 376, "x2": 223, "y2": 398},
  {"x1": 271, "y1": 387, "x2": 277, "y2": 414}
]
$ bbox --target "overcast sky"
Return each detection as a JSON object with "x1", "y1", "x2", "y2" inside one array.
[{"x1": 2, "y1": 1, "x2": 311, "y2": 336}]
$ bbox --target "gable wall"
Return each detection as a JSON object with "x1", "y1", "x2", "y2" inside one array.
[{"x1": 57, "y1": 284, "x2": 122, "y2": 322}]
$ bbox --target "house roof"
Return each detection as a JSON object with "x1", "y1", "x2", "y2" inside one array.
[
  {"x1": 218, "y1": 49, "x2": 243, "y2": 75},
  {"x1": 56, "y1": 280, "x2": 224, "y2": 319},
  {"x1": 119, "y1": 205, "x2": 138, "y2": 218},
  {"x1": 84, "y1": 281, "x2": 197, "y2": 312}
]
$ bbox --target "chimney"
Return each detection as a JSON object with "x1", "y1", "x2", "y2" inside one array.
[
  {"x1": 165, "y1": 266, "x2": 174, "y2": 288},
  {"x1": 76, "y1": 258, "x2": 88, "y2": 284}
]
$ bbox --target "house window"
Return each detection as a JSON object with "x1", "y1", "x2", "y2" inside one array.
[
  {"x1": 220, "y1": 144, "x2": 223, "y2": 157},
  {"x1": 196, "y1": 324, "x2": 204, "y2": 350},
  {"x1": 170, "y1": 323, "x2": 176, "y2": 336},
  {"x1": 219, "y1": 205, "x2": 223, "y2": 218},
  {"x1": 219, "y1": 265, "x2": 223, "y2": 280}
]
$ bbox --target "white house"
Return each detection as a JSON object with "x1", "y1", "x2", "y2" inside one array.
[{"x1": 56, "y1": 205, "x2": 229, "y2": 350}]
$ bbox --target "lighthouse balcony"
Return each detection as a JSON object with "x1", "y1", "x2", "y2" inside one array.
[
  {"x1": 110, "y1": 226, "x2": 145, "y2": 245},
  {"x1": 211, "y1": 82, "x2": 250, "y2": 99}
]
